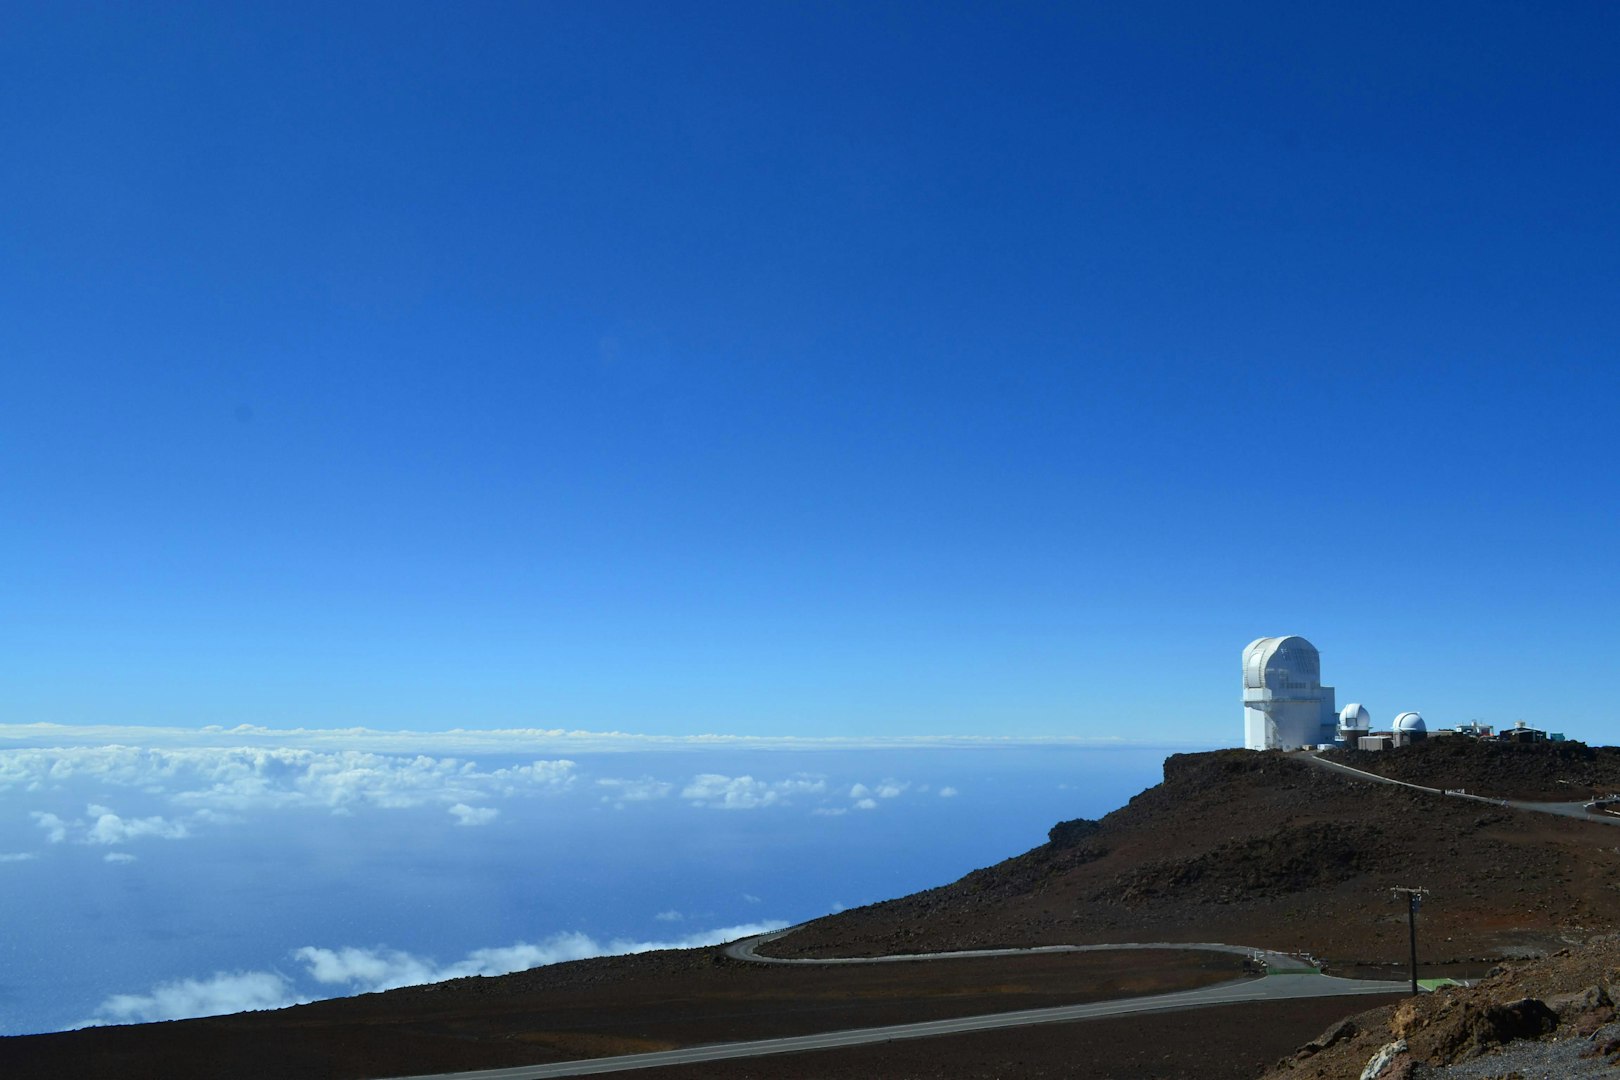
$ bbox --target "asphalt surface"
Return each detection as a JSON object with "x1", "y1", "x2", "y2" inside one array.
[
  {"x1": 1300, "y1": 753, "x2": 1620, "y2": 824},
  {"x1": 381, "y1": 935, "x2": 1410, "y2": 1080},
  {"x1": 726, "y1": 930, "x2": 1322, "y2": 973}
]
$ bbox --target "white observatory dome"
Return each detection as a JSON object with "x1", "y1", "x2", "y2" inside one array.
[
  {"x1": 1393, "y1": 711, "x2": 1426, "y2": 734},
  {"x1": 1338, "y1": 703, "x2": 1371, "y2": 734},
  {"x1": 1243, "y1": 636, "x2": 1322, "y2": 692}
]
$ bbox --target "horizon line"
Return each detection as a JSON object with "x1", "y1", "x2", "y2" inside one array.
[{"x1": 0, "y1": 722, "x2": 1222, "y2": 754}]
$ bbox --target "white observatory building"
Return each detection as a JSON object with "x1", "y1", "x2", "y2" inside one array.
[
  {"x1": 1337, "y1": 703, "x2": 1372, "y2": 744},
  {"x1": 1242, "y1": 635, "x2": 1338, "y2": 750},
  {"x1": 1392, "y1": 711, "x2": 1427, "y2": 743}
]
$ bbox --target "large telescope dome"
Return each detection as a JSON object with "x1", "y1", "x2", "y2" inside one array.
[
  {"x1": 1243, "y1": 636, "x2": 1321, "y2": 692},
  {"x1": 1242, "y1": 635, "x2": 1337, "y2": 750}
]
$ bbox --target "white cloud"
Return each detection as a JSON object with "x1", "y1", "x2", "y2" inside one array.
[
  {"x1": 78, "y1": 919, "x2": 790, "y2": 1029},
  {"x1": 742, "y1": 893, "x2": 761, "y2": 904},
  {"x1": 165, "y1": 750, "x2": 577, "y2": 813},
  {"x1": 681, "y1": 774, "x2": 826, "y2": 810},
  {"x1": 938, "y1": 786, "x2": 959, "y2": 797},
  {"x1": 79, "y1": 971, "x2": 305, "y2": 1027},
  {"x1": 294, "y1": 921, "x2": 789, "y2": 994},
  {"x1": 29, "y1": 805, "x2": 190, "y2": 846},
  {"x1": 447, "y1": 803, "x2": 499, "y2": 827},
  {"x1": 654, "y1": 910, "x2": 683, "y2": 922},
  {"x1": 618, "y1": 922, "x2": 788, "y2": 953},
  {"x1": 29, "y1": 811, "x2": 67, "y2": 843},
  {"x1": 4, "y1": 746, "x2": 578, "y2": 829},
  {"x1": 0, "y1": 852, "x2": 37, "y2": 862},
  {"x1": 841, "y1": 779, "x2": 909, "y2": 810},
  {"x1": 295, "y1": 944, "x2": 449, "y2": 989},
  {"x1": 596, "y1": 777, "x2": 673, "y2": 805},
  {"x1": 83, "y1": 805, "x2": 189, "y2": 845},
  {"x1": 103, "y1": 852, "x2": 137, "y2": 864},
  {"x1": 848, "y1": 779, "x2": 907, "y2": 803}
]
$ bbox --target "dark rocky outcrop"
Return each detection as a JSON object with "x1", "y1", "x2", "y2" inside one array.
[
  {"x1": 1104, "y1": 821, "x2": 1382, "y2": 905},
  {"x1": 1047, "y1": 817, "x2": 1102, "y2": 847}
]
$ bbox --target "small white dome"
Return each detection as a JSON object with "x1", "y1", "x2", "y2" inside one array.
[
  {"x1": 1338, "y1": 703, "x2": 1371, "y2": 731},
  {"x1": 1393, "y1": 711, "x2": 1426, "y2": 733}
]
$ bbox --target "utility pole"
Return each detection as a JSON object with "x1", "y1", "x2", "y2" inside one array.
[{"x1": 1391, "y1": 886, "x2": 1428, "y2": 995}]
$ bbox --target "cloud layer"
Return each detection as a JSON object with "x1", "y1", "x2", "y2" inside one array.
[
  {"x1": 1, "y1": 744, "x2": 579, "y2": 809},
  {"x1": 681, "y1": 774, "x2": 826, "y2": 810},
  {"x1": 7, "y1": 746, "x2": 579, "y2": 851},
  {"x1": 5, "y1": 741, "x2": 944, "y2": 849},
  {"x1": 88, "y1": 971, "x2": 307, "y2": 1027},
  {"x1": 78, "y1": 921, "x2": 787, "y2": 1027}
]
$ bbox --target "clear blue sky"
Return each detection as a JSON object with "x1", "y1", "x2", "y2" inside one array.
[{"x1": 4, "y1": 2, "x2": 1616, "y2": 739}]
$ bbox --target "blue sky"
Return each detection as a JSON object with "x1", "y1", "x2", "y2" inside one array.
[{"x1": 4, "y1": 2, "x2": 1617, "y2": 741}]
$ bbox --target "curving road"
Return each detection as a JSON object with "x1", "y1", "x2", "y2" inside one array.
[
  {"x1": 380, "y1": 932, "x2": 1410, "y2": 1080},
  {"x1": 725, "y1": 928, "x2": 1321, "y2": 972},
  {"x1": 1300, "y1": 752, "x2": 1620, "y2": 824}
]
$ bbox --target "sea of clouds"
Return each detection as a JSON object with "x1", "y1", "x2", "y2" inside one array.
[{"x1": 0, "y1": 724, "x2": 1189, "y2": 1035}]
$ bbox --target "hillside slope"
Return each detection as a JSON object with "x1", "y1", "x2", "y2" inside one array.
[{"x1": 770, "y1": 749, "x2": 1620, "y2": 967}]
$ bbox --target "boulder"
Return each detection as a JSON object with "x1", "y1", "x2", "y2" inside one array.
[
  {"x1": 1359, "y1": 1039, "x2": 1407, "y2": 1080},
  {"x1": 1550, "y1": 984, "x2": 1615, "y2": 1036},
  {"x1": 1292, "y1": 1018, "x2": 1359, "y2": 1061},
  {"x1": 1423, "y1": 997, "x2": 1559, "y2": 1062},
  {"x1": 1390, "y1": 998, "x2": 1424, "y2": 1038}
]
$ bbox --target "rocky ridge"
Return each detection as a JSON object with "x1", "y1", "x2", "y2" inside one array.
[
  {"x1": 1265, "y1": 935, "x2": 1620, "y2": 1079},
  {"x1": 1321, "y1": 737, "x2": 1620, "y2": 802}
]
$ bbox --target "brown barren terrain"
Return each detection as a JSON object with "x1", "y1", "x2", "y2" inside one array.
[
  {"x1": 0, "y1": 949, "x2": 1237, "y2": 1080},
  {"x1": 772, "y1": 750, "x2": 1620, "y2": 967},
  {"x1": 641, "y1": 997, "x2": 1408, "y2": 1080}
]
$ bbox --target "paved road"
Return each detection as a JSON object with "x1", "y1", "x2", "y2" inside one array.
[
  {"x1": 381, "y1": 934, "x2": 1409, "y2": 1080},
  {"x1": 1300, "y1": 753, "x2": 1620, "y2": 825},
  {"x1": 726, "y1": 929, "x2": 1321, "y2": 973}
]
